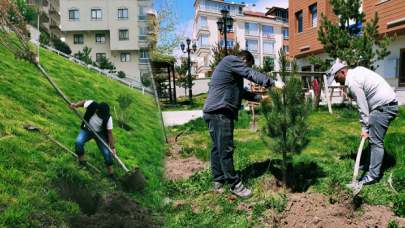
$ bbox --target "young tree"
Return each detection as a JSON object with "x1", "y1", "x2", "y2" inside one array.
[
  {"x1": 308, "y1": 0, "x2": 396, "y2": 71},
  {"x1": 116, "y1": 94, "x2": 133, "y2": 129},
  {"x1": 252, "y1": 57, "x2": 274, "y2": 74},
  {"x1": 38, "y1": 32, "x2": 49, "y2": 46},
  {"x1": 76, "y1": 46, "x2": 93, "y2": 65},
  {"x1": 209, "y1": 41, "x2": 241, "y2": 72},
  {"x1": 261, "y1": 49, "x2": 312, "y2": 189},
  {"x1": 141, "y1": 73, "x2": 152, "y2": 87},
  {"x1": 97, "y1": 57, "x2": 116, "y2": 72},
  {"x1": 175, "y1": 60, "x2": 196, "y2": 96},
  {"x1": 52, "y1": 38, "x2": 72, "y2": 55}
]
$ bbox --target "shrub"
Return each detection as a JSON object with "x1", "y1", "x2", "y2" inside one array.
[
  {"x1": 52, "y1": 39, "x2": 72, "y2": 55},
  {"x1": 118, "y1": 71, "x2": 126, "y2": 78}
]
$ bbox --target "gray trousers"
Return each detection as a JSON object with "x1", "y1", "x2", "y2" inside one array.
[
  {"x1": 203, "y1": 111, "x2": 240, "y2": 189},
  {"x1": 365, "y1": 105, "x2": 398, "y2": 179}
]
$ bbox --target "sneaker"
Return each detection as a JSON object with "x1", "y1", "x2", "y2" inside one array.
[
  {"x1": 352, "y1": 165, "x2": 368, "y2": 172},
  {"x1": 78, "y1": 161, "x2": 87, "y2": 169},
  {"x1": 109, "y1": 174, "x2": 116, "y2": 185},
  {"x1": 230, "y1": 182, "x2": 253, "y2": 199},
  {"x1": 213, "y1": 182, "x2": 224, "y2": 191},
  {"x1": 357, "y1": 175, "x2": 378, "y2": 186}
]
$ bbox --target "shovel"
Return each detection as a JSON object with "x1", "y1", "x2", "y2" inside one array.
[
  {"x1": 249, "y1": 84, "x2": 258, "y2": 132},
  {"x1": 346, "y1": 137, "x2": 366, "y2": 196}
]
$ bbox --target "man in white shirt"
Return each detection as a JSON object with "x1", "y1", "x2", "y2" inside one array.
[
  {"x1": 69, "y1": 100, "x2": 117, "y2": 183},
  {"x1": 328, "y1": 63, "x2": 398, "y2": 185}
]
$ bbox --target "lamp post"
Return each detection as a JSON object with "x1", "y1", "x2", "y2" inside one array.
[
  {"x1": 180, "y1": 38, "x2": 197, "y2": 108},
  {"x1": 216, "y1": 7, "x2": 234, "y2": 56}
]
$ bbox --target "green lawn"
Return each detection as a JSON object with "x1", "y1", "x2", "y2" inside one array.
[
  {"x1": 161, "y1": 93, "x2": 207, "y2": 111},
  {"x1": 162, "y1": 104, "x2": 405, "y2": 227},
  {"x1": 0, "y1": 43, "x2": 165, "y2": 227}
]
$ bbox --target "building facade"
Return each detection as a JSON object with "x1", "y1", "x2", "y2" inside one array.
[
  {"x1": 60, "y1": 0, "x2": 152, "y2": 81},
  {"x1": 192, "y1": 0, "x2": 289, "y2": 78},
  {"x1": 27, "y1": 0, "x2": 63, "y2": 40}
]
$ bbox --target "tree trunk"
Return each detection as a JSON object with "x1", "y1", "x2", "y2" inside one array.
[{"x1": 282, "y1": 151, "x2": 287, "y2": 189}]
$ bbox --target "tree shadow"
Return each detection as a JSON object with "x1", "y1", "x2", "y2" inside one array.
[{"x1": 239, "y1": 158, "x2": 326, "y2": 193}]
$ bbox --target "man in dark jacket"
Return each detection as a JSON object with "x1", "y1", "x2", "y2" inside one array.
[
  {"x1": 203, "y1": 50, "x2": 285, "y2": 199},
  {"x1": 69, "y1": 100, "x2": 116, "y2": 183}
]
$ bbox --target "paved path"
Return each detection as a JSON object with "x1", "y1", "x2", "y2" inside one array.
[{"x1": 162, "y1": 110, "x2": 203, "y2": 126}]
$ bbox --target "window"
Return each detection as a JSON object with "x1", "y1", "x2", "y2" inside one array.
[
  {"x1": 139, "y1": 6, "x2": 147, "y2": 20},
  {"x1": 119, "y1": 30, "x2": 129, "y2": 40},
  {"x1": 262, "y1": 25, "x2": 274, "y2": 37},
  {"x1": 118, "y1": 9, "x2": 128, "y2": 20},
  {"x1": 95, "y1": 34, "x2": 105, "y2": 44},
  {"x1": 74, "y1": 34, "x2": 83, "y2": 44},
  {"x1": 121, "y1": 53, "x2": 131, "y2": 62},
  {"x1": 310, "y1": 4, "x2": 317, "y2": 28},
  {"x1": 263, "y1": 41, "x2": 274, "y2": 54},
  {"x1": 69, "y1": 10, "x2": 79, "y2": 21},
  {"x1": 296, "y1": 11, "x2": 303, "y2": 33},
  {"x1": 254, "y1": 55, "x2": 259, "y2": 66},
  {"x1": 228, "y1": 22, "x2": 234, "y2": 32},
  {"x1": 220, "y1": 39, "x2": 234, "y2": 48},
  {"x1": 197, "y1": 16, "x2": 208, "y2": 30},
  {"x1": 91, "y1": 9, "x2": 102, "y2": 21},
  {"x1": 245, "y1": 39, "x2": 258, "y2": 52},
  {"x1": 283, "y1": 29, "x2": 289, "y2": 39},
  {"x1": 283, "y1": 45, "x2": 289, "y2": 54},
  {"x1": 245, "y1": 22, "x2": 258, "y2": 35},
  {"x1": 198, "y1": 35, "x2": 208, "y2": 48},
  {"x1": 96, "y1": 53, "x2": 106, "y2": 62},
  {"x1": 140, "y1": 27, "x2": 148, "y2": 40},
  {"x1": 140, "y1": 51, "x2": 149, "y2": 63}
]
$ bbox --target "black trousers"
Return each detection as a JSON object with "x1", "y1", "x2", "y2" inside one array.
[{"x1": 203, "y1": 111, "x2": 240, "y2": 189}]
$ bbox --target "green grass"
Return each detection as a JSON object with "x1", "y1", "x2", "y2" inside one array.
[
  {"x1": 0, "y1": 43, "x2": 165, "y2": 227},
  {"x1": 163, "y1": 104, "x2": 405, "y2": 227},
  {"x1": 161, "y1": 93, "x2": 207, "y2": 111}
]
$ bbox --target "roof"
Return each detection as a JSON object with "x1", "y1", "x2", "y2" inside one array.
[
  {"x1": 266, "y1": 6, "x2": 289, "y2": 15},
  {"x1": 244, "y1": 11, "x2": 266, "y2": 17}
]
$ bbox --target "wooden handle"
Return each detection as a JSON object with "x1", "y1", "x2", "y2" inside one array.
[{"x1": 353, "y1": 137, "x2": 366, "y2": 182}]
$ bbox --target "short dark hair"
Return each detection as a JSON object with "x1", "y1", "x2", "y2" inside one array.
[
  {"x1": 236, "y1": 50, "x2": 254, "y2": 65},
  {"x1": 98, "y1": 102, "x2": 110, "y2": 117}
]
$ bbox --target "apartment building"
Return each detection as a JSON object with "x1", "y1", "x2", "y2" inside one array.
[
  {"x1": 27, "y1": 0, "x2": 63, "y2": 40},
  {"x1": 60, "y1": 0, "x2": 152, "y2": 81},
  {"x1": 192, "y1": 0, "x2": 289, "y2": 78}
]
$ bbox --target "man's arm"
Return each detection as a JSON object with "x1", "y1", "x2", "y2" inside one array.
[
  {"x1": 69, "y1": 100, "x2": 86, "y2": 109},
  {"x1": 107, "y1": 130, "x2": 116, "y2": 156},
  {"x1": 229, "y1": 57, "x2": 275, "y2": 88},
  {"x1": 242, "y1": 90, "x2": 262, "y2": 102},
  {"x1": 350, "y1": 85, "x2": 370, "y2": 133}
]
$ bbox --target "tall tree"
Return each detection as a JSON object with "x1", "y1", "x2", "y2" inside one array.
[
  {"x1": 308, "y1": 0, "x2": 396, "y2": 71},
  {"x1": 262, "y1": 49, "x2": 312, "y2": 189},
  {"x1": 175, "y1": 60, "x2": 196, "y2": 96},
  {"x1": 252, "y1": 57, "x2": 274, "y2": 74},
  {"x1": 209, "y1": 41, "x2": 241, "y2": 72}
]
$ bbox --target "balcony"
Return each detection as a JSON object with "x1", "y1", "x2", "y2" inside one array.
[
  {"x1": 49, "y1": 9, "x2": 60, "y2": 23},
  {"x1": 40, "y1": 12, "x2": 49, "y2": 23},
  {"x1": 275, "y1": 17, "x2": 289, "y2": 24},
  {"x1": 263, "y1": 50, "x2": 275, "y2": 54},
  {"x1": 140, "y1": 58, "x2": 149, "y2": 64},
  {"x1": 197, "y1": 3, "x2": 242, "y2": 16},
  {"x1": 263, "y1": 32, "x2": 275, "y2": 38},
  {"x1": 197, "y1": 43, "x2": 210, "y2": 57},
  {"x1": 138, "y1": 36, "x2": 148, "y2": 48},
  {"x1": 198, "y1": 60, "x2": 210, "y2": 73},
  {"x1": 50, "y1": 0, "x2": 60, "y2": 10},
  {"x1": 50, "y1": 24, "x2": 62, "y2": 36},
  {"x1": 245, "y1": 30, "x2": 259, "y2": 36},
  {"x1": 138, "y1": 15, "x2": 148, "y2": 21}
]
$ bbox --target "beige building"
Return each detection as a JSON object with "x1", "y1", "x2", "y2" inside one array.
[
  {"x1": 27, "y1": 0, "x2": 63, "y2": 40},
  {"x1": 60, "y1": 0, "x2": 152, "y2": 81}
]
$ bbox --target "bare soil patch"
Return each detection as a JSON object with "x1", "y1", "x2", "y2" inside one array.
[
  {"x1": 164, "y1": 144, "x2": 209, "y2": 181},
  {"x1": 278, "y1": 191, "x2": 405, "y2": 228},
  {"x1": 53, "y1": 180, "x2": 161, "y2": 228}
]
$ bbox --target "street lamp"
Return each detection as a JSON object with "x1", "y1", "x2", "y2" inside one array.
[
  {"x1": 180, "y1": 38, "x2": 197, "y2": 108},
  {"x1": 216, "y1": 7, "x2": 234, "y2": 56}
]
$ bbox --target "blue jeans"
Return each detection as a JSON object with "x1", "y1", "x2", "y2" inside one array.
[
  {"x1": 75, "y1": 128, "x2": 113, "y2": 166},
  {"x1": 203, "y1": 111, "x2": 240, "y2": 189}
]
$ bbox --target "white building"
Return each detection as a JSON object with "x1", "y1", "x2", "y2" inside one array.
[
  {"x1": 192, "y1": 0, "x2": 289, "y2": 78},
  {"x1": 60, "y1": 0, "x2": 153, "y2": 81}
]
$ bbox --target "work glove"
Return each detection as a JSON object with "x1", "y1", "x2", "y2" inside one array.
[{"x1": 274, "y1": 81, "x2": 286, "y2": 92}]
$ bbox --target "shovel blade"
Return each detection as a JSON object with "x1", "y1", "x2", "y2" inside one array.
[
  {"x1": 122, "y1": 167, "x2": 147, "y2": 191},
  {"x1": 346, "y1": 181, "x2": 363, "y2": 196},
  {"x1": 250, "y1": 122, "x2": 258, "y2": 132}
]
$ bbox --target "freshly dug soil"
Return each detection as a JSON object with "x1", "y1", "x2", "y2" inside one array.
[
  {"x1": 29, "y1": 212, "x2": 60, "y2": 227},
  {"x1": 279, "y1": 192, "x2": 405, "y2": 228},
  {"x1": 53, "y1": 180, "x2": 160, "y2": 228},
  {"x1": 164, "y1": 144, "x2": 209, "y2": 181}
]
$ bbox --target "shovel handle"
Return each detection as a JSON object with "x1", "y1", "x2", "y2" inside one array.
[{"x1": 353, "y1": 137, "x2": 366, "y2": 182}]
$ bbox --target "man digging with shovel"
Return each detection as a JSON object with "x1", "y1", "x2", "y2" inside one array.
[
  {"x1": 328, "y1": 63, "x2": 398, "y2": 187},
  {"x1": 69, "y1": 100, "x2": 117, "y2": 184},
  {"x1": 203, "y1": 50, "x2": 285, "y2": 199}
]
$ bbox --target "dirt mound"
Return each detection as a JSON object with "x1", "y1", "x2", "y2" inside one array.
[
  {"x1": 53, "y1": 180, "x2": 160, "y2": 228},
  {"x1": 29, "y1": 212, "x2": 60, "y2": 227},
  {"x1": 279, "y1": 192, "x2": 405, "y2": 228},
  {"x1": 164, "y1": 144, "x2": 209, "y2": 181}
]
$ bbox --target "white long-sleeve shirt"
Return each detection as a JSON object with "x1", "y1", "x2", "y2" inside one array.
[{"x1": 345, "y1": 67, "x2": 396, "y2": 133}]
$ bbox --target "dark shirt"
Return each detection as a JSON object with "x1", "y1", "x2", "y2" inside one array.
[{"x1": 203, "y1": 55, "x2": 275, "y2": 120}]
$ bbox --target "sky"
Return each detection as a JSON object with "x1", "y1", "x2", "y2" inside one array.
[{"x1": 171, "y1": 0, "x2": 289, "y2": 60}]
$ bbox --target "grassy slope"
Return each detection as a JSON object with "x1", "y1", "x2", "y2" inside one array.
[
  {"x1": 163, "y1": 104, "x2": 405, "y2": 227},
  {"x1": 0, "y1": 44, "x2": 164, "y2": 227}
]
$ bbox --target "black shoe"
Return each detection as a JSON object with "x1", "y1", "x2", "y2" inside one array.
[
  {"x1": 109, "y1": 174, "x2": 116, "y2": 185},
  {"x1": 79, "y1": 161, "x2": 87, "y2": 169}
]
